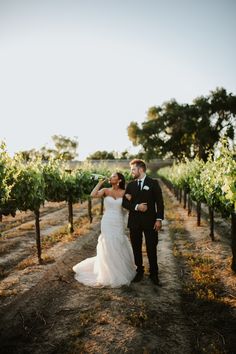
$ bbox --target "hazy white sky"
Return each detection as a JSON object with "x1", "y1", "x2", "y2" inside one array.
[{"x1": 1, "y1": 0, "x2": 235, "y2": 160}]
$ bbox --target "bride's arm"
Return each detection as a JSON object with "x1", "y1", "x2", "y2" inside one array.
[
  {"x1": 122, "y1": 185, "x2": 135, "y2": 211},
  {"x1": 90, "y1": 179, "x2": 107, "y2": 198}
]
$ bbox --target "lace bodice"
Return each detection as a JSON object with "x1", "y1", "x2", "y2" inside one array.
[{"x1": 103, "y1": 196, "x2": 124, "y2": 215}]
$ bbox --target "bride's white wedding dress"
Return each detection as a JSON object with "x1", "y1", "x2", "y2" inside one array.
[{"x1": 73, "y1": 196, "x2": 136, "y2": 288}]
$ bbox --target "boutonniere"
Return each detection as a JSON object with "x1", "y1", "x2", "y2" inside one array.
[{"x1": 143, "y1": 185, "x2": 149, "y2": 191}]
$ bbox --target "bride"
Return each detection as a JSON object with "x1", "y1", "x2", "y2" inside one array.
[{"x1": 72, "y1": 172, "x2": 136, "y2": 288}]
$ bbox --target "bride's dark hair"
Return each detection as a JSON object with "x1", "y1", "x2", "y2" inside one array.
[{"x1": 116, "y1": 172, "x2": 125, "y2": 190}]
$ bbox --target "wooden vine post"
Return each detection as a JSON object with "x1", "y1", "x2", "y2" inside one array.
[
  {"x1": 183, "y1": 189, "x2": 187, "y2": 209},
  {"x1": 34, "y1": 209, "x2": 42, "y2": 264},
  {"x1": 196, "y1": 201, "x2": 201, "y2": 226},
  {"x1": 68, "y1": 197, "x2": 74, "y2": 233},
  {"x1": 208, "y1": 207, "x2": 215, "y2": 241},
  {"x1": 179, "y1": 188, "x2": 182, "y2": 204},
  {"x1": 88, "y1": 197, "x2": 93, "y2": 223},
  {"x1": 187, "y1": 195, "x2": 192, "y2": 216},
  {"x1": 65, "y1": 169, "x2": 74, "y2": 233}
]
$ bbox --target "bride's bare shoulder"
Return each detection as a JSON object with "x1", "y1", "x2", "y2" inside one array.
[{"x1": 103, "y1": 188, "x2": 111, "y2": 196}]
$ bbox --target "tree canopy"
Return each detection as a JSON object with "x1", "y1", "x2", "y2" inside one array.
[
  {"x1": 86, "y1": 150, "x2": 116, "y2": 160},
  {"x1": 127, "y1": 88, "x2": 236, "y2": 161},
  {"x1": 16, "y1": 135, "x2": 79, "y2": 162}
]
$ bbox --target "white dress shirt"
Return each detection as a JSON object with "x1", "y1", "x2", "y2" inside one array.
[
  {"x1": 137, "y1": 175, "x2": 146, "y2": 190},
  {"x1": 135, "y1": 175, "x2": 146, "y2": 211}
]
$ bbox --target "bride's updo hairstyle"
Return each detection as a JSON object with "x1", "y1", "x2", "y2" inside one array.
[{"x1": 116, "y1": 172, "x2": 125, "y2": 190}]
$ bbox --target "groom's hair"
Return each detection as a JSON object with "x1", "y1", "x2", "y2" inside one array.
[{"x1": 130, "y1": 159, "x2": 146, "y2": 172}]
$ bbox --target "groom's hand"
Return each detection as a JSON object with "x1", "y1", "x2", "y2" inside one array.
[
  {"x1": 125, "y1": 193, "x2": 132, "y2": 201},
  {"x1": 153, "y1": 220, "x2": 162, "y2": 231},
  {"x1": 138, "y1": 203, "x2": 148, "y2": 212}
]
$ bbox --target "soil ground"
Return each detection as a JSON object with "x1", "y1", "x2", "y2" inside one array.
[{"x1": 0, "y1": 182, "x2": 235, "y2": 354}]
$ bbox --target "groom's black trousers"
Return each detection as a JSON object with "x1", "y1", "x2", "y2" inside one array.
[{"x1": 129, "y1": 227, "x2": 158, "y2": 275}]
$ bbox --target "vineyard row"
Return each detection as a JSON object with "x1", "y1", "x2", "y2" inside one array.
[{"x1": 158, "y1": 142, "x2": 236, "y2": 272}]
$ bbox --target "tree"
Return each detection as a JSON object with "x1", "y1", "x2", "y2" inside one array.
[
  {"x1": 127, "y1": 87, "x2": 236, "y2": 161},
  {"x1": 15, "y1": 135, "x2": 79, "y2": 162},
  {"x1": 192, "y1": 88, "x2": 236, "y2": 160},
  {"x1": 209, "y1": 87, "x2": 236, "y2": 140},
  {"x1": 87, "y1": 150, "x2": 115, "y2": 160},
  {"x1": 50, "y1": 135, "x2": 78, "y2": 160},
  {"x1": 15, "y1": 149, "x2": 43, "y2": 162},
  {"x1": 119, "y1": 150, "x2": 129, "y2": 159},
  {"x1": 128, "y1": 100, "x2": 196, "y2": 160}
]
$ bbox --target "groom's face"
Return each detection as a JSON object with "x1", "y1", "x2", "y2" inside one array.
[{"x1": 130, "y1": 164, "x2": 142, "y2": 179}]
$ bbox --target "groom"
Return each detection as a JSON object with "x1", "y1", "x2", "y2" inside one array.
[{"x1": 122, "y1": 159, "x2": 164, "y2": 286}]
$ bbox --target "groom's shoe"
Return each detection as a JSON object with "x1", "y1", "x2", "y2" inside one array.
[
  {"x1": 150, "y1": 274, "x2": 162, "y2": 287},
  {"x1": 132, "y1": 272, "x2": 143, "y2": 283}
]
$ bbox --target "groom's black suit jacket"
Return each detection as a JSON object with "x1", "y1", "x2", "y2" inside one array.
[{"x1": 122, "y1": 176, "x2": 164, "y2": 229}]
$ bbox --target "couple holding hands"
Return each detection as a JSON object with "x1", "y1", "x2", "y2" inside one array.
[{"x1": 73, "y1": 159, "x2": 164, "y2": 287}]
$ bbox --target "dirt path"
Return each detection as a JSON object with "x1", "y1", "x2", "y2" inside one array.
[{"x1": 0, "y1": 184, "x2": 235, "y2": 353}]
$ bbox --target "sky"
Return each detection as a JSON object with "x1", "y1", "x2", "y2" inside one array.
[{"x1": 1, "y1": 0, "x2": 236, "y2": 160}]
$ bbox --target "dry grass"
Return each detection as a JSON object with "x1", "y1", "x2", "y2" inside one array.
[
  {"x1": 16, "y1": 257, "x2": 38, "y2": 270},
  {"x1": 0, "y1": 288, "x2": 19, "y2": 297},
  {"x1": 0, "y1": 266, "x2": 7, "y2": 279},
  {"x1": 0, "y1": 221, "x2": 21, "y2": 233},
  {"x1": 41, "y1": 215, "x2": 94, "y2": 249},
  {"x1": 16, "y1": 254, "x2": 55, "y2": 270},
  {"x1": 18, "y1": 223, "x2": 35, "y2": 231},
  {"x1": 0, "y1": 276, "x2": 20, "y2": 298},
  {"x1": 0, "y1": 241, "x2": 19, "y2": 255},
  {"x1": 1, "y1": 229, "x2": 33, "y2": 239},
  {"x1": 40, "y1": 218, "x2": 61, "y2": 227}
]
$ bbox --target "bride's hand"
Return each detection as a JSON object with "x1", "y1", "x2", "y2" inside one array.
[
  {"x1": 125, "y1": 193, "x2": 132, "y2": 201},
  {"x1": 98, "y1": 178, "x2": 107, "y2": 184}
]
